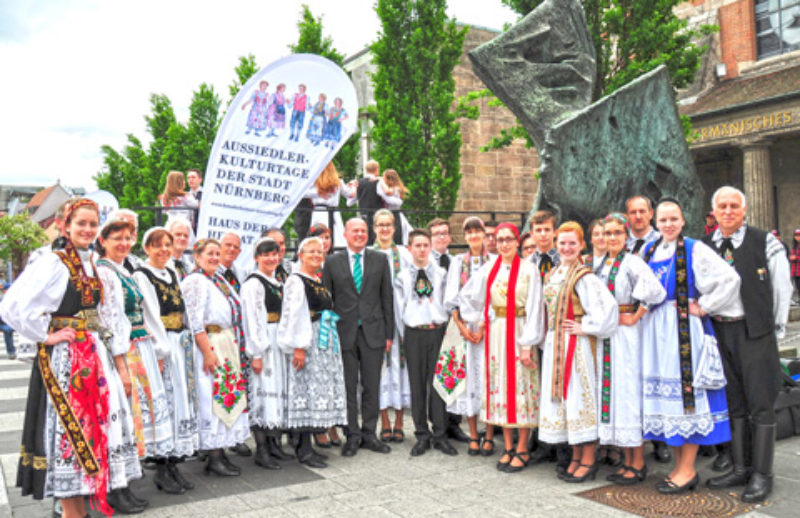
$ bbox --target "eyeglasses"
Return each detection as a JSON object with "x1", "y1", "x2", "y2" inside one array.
[
  {"x1": 496, "y1": 237, "x2": 517, "y2": 244},
  {"x1": 375, "y1": 223, "x2": 393, "y2": 229},
  {"x1": 431, "y1": 232, "x2": 450, "y2": 238}
]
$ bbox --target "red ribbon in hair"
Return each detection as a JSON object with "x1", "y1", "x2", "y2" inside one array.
[{"x1": 484, "y1": 253, "x2": 521, "y2": 424}]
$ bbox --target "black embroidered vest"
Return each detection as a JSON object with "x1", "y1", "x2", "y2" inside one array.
[{"x1": 296, "y1": 274, "x2": 332, "y2": 321}]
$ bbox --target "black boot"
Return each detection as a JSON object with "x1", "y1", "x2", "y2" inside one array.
[
  {"x1": 742, "y1": 423, "x2": 776, "y2": 503},
  {"x1": 253, "y1": 427, "x2": 282, "y2": 470},
  {"x1": 712, "y1": 443, "x2": 733, "y2": 472},
  {"x1": 296, "y1": 432, "x2": 326, "y2": 468},
  {"x1": 230, "y1": 442, "x2": 253, "y2": 456},
  {"x1": 121, "y1": 487, "x2": 148, "y2": 509},
  {"x1": 707, "y1": 417, "x2": 750, "y2": 489},
  {"x1": 167, "y1": 457, "x2": 194, "y2": 490},
  {"x1": 204, "y1": 449, "x2": 240, "y2": 477},
  {"x1": 106, "y1": 488, "x2": 144, "y2": 514},
  {"x1": 267, "y1": 432, "x2": 295, "y2": 460},
  {"x1": 220, "y1": 449, "x2": 242, "y2": 474},
  {"x1": 154, "y1": 457, "x2": 186, "y2": 494}
]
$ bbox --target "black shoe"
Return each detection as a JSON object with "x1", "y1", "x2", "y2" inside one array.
[
  {"x1": 446, "y1": 426, "x2": 470, "y2": 443},
  {"x1": 107, "y1": 489, "x2": 145, "y2": 514},
  {"x1": 479, "y1": 437, "x2": 495, "y2": 457},
  {"x1": 220, "y1": 451, "x2": 242, "y2": 474},
  {"x1": 742, "y1": 423, "x2": 776, "y2": 503},
  {"x1": 707, "y1": 417, "x2": 750, "y2": 489},
  {"x1": 361, "y1": 436, "x2": 391, "y2": 453},
  {"x1": 564, "y1": 463, "x2": 598, "y2": 483},
  {"x1": 342, "y1": 437, "x2": 360, "y2": 457},
  {"x1": 467, "y1": 438, "x2": 481, "y2": 456},
  {"x1": 167, "y1": 459, "x2": 194, "y2": 490},
  {"x1": 656, "y1": 473, "x2": 699, "y2": 494},
  {"x1": 610, "y1": 465, "x2": 648, "y2": 485},
  {"x1": 652, "y1": 441, "x2": 671, "y2": 463},
  {"x1": 712, "y1": 450, "x2": 733, "y2": 472},
  {"x1": 140, "y1": 457, "x2": 158, "y2": 470},
  {"x1": 742, "y1": 472, "x2": 773, "y2": 503},
  {"x1": 505, "y1": 452, "x2": 531, "y2": 473},
  {"x1": 204, "y1": 451, "x2": 240, "y2": 477},
  {"x1": 298, "y1": 454, "x2": 327, "y2": 468},
  {"x1": 411, "y1": 439, "x2": 430, "y2": 456},
  {"x1": 267, "y1": 436, "x2": 295, "y2": 460},
  {"x1": 432, "y1": 438, "x2": 458, "y2": 456},
  {"x1": 154, "y1": 460, "x2": 186, "y2": 494},
  {"x1": 496, "y1": 449, "x2": 514, "y2": 471},
  {"x1": 230, "y1": 442, "x2": 252, "y2": 457},
  {"x1": 254, "y1": 446, "x2": 282, "y2": 470},
  {"x1": 121, "y1": 487, "x2": 148, "y2": 509},
  {"x1": 529, "y1": 445, "x2": 554, "y2": 464}
]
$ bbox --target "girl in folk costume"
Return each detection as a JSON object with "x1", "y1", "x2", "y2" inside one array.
[
  {"x1": 372, "y1": 209, "x2": 413, "y2": 443},
  {"x1": 444, "y1": 216, "x2": 497, "y2": 456},
  {"x1": 305, "y1": 162, "x2": 356, "y2": 248},
  {"x1": 181, "y1": 239, "x2": 250, "y2": 476},
  {"x1": 266, "y1": 83, "x2": 290, "y2": 137},
  {"x1": 594, "y1": 214, "x2": 666, "y2": 485},
  {"x1": 583, "y1": 219, "x2": 607, "y2": 270},
  {"x1": 641, "y1": 199, "x2": 737, "y2": 494},
  {"x1": 241, "y1": 80, "x2": 270, "y2": 136},
  {"x1": 458, "y1": 223, "x2": 546, "y2": 472},
  {"x1": 96, "y1": 221, "x2": 175, "y2": 501},
  {"x1": 539, "y1": 222, "x2": 618, "y2": 483},
  {"x1": 166, "y1": 216, "x2": 194, "y2": 280},
  {"x1": 0, "y1": 199, "x2": 131, "y2": 518},
  {"x1": 132, "y1": 228, "x2": 199, "y2": 492},
  {"x1": 323, "y1": 97, "x2": 348, "y2": 148},
  {"x1": 376, "y1": 169, "x2": 413, "y2": 245},
  {"x1": 241, "y1": 238, "x2": 292, "y2": 469},
  {"x1": 277, "y1": 237, "x2": 347, "y2": 468},
  {"x1": 306, "y1": 93, "x2": 328, "y2": 145}
]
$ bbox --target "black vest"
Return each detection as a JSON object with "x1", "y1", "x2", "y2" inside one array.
[
  {"x1": 703, "y1": 226, "x2": 774, "y2": 339},
  {"x1": 296, "y1": 274, "x2": 332, "y2": 321},
  {"x1": 55, "y1": 278, "x2": 101, "y2": 316},
  {"x1": 135, "y1": 267, "x2": 186, "y2": 315},
  {"x1": 245, "y1": 274, "x2": 283, "y2": 315}
]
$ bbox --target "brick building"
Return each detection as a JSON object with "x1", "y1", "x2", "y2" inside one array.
[
  {"x1": 343, "y1": 25, "x2": 539, "y2": 238},
  {"x1": 678, "y1": 0, "x2": 800, "y2": 238}
]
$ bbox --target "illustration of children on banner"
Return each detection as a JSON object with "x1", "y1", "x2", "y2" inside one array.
[
  {"x1": 266, "y1": 83, "x2": 290, "y2": 137},
  {"x1": 289, "y1": 84, "x2": 308, "y2": 141},
  {"x1": 306, "y1": 93, "x2": 328, "y2": 146},
  {"x1": 241, "y1": 80, "x2": 270, "y2": 136},
  {"x1": 323, "y1": 97, "x2": 348, "y2": 149}
]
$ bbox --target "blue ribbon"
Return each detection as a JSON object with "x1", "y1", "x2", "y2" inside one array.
[{"x1": 317, "y1": 309, "x2": 341, "y2": 354}]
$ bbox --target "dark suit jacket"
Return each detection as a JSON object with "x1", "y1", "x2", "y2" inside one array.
[
  {"x1": 322, "y1": 248, "x2": 394, "y2": 350},
  {"x1": 356, "y1": 177, "x2": 382, "y2": 215}
]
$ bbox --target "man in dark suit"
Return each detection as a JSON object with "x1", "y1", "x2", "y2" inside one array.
[
  {"x1": 322, "y1": 218, "x2": 395, "y2": 456},
  {"x1": 352, "y1": 160, "x2": 383, "y2": 244}
]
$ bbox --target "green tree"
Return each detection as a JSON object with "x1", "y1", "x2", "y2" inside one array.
[
  {"x1": 371, "y1": 0, "x2": 466, "y2": 224},
  {"x1": 0, "y1": 214, "x2": 48, "y2": 277},
  {"x1": 228, "y1": 54, "x2": 259, "y2": 103},
  {"x1": 471, "y1": 0, "x2": 717, "y2": 149},
  {"x1": 289, "y1": 4, "x2": 358, "y2": 177}
]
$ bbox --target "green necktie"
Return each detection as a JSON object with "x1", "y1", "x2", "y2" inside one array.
[{"x1": 353, "y1": 253, "x2": 363, "y2": 293}]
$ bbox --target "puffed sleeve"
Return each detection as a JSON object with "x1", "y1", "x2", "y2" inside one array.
[
  {"x1": 0, "y1": 253, "x2": 68, "y2": 343},
  {"x1": 181, "y1": 274, "x2": 208, "y2": 335},
  {"x1": 132, "y1": 271, "x2": 171, "y2": 360},
  {"x1": 241, "y1": 278, "x2": 270, "y2": 359},
  {"x1": 765, "y1": 233, "x2": 792, "y2": 339},
  {"x1": 277, "y1": 275, "x2": 313, "y2": 353},
  {"x1": 443, "y1": 255, "x2": 463, "y2": 313},
  {"x1": 339, "y1": 179, "x2": 356, "y2": 200},
  {"x1": 574, "y1": 273, "x2": 618, "y2": 339},
  {"x1": 457, "y1": 262, "x2": 491, "y2": 324},
  {"x1": 376, "y1": 181, "x2": 404, "y2": 208},
  {"x1": 393, "y1": 269, "x2": 410, "y2": 340},
  {"x1": 97, "y1": 265, "x2": 132, "y2": 357},
  {"x1": 625, "y1": 255, "x2": 667, "y2": 309},
  {"x1": 518, "y1": 265, "x2": 546, "y2": 350},
  {"x1": 691, "y1": 241, "x2": 741, "y2": 316}
]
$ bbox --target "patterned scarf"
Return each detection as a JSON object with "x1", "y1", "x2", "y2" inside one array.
[
  {"x1": 600, "y1": 251, "x2": 625, "y2": 423},
  {"x1": 460, "y1": 247, "x2": 490, "y2": 288}
]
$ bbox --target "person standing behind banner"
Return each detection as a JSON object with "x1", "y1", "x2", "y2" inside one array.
[
  {"x1": 458, "y1": 222, "x2": 546, "y2": 473},
  {"x1": 289, "y1": 84, "x2": 308, "y2": 142},
  {"x1": 322, "y1": 218, "x2": 394, "y2": 457},
  {"x1": 444, "y1": 217, "x2": 496, "y2": 456},
  {"x1": 278, "y1": 237, "x2": 347, "y2": 468},
  {"x1": 181, "y1": 239, "x2": 249, "y2": 477}
]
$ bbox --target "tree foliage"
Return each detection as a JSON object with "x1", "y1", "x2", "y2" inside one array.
[
  {"x1": 468, "y1": 0, "x2": 718, "y2": 148},
  {"x1": 228, "y1": 54, "x2": 259, "y2": 103},
  {"x1": 0, "y1": 214, "x2": 48, "y2": 277},
  {"x1": 371, "y1": 0, "x2": 467, "y2": 224}
]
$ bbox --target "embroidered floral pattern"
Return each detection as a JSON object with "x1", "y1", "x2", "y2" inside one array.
[
  {"x1": 434, "y1": 344, "x2": 467, "y2": 395},
  {"x1": 212, "y1": 359, "x2": 247, "y2": 413}
]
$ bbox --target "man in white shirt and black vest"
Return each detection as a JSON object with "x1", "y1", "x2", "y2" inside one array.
[
  {"x1": 703, "y1": 186, "x2": 791, "y2": 503},
  {"x1": 527, "y1": 210, "x2": 560, "y2": 278}
]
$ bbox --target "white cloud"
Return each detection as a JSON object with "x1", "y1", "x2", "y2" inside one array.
[{"x1": 0, "y1": 0, "x2": 516, "y2": 191}]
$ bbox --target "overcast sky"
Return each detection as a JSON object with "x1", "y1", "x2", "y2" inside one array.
[{"x1": 0, "y1": 0, "x2": 516, "y2": 191}]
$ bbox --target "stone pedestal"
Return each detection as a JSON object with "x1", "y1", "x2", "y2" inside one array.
[{"x1": 741, "y1": 141, "x2": 774, "y2": 230}]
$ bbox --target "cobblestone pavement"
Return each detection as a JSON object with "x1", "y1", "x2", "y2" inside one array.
[{"x1": 0, "y1": 342, "x2": 798, "y2": 517}]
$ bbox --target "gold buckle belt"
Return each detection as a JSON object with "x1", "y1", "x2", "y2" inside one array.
[
  {"x1": 493, "y1": 307, "x2": 526, "y2": 318},
  {"x1": 161, "y1": 313, "x2": 184, "y2": 330},
  {"x1": 50, "y1": 309, "x2": 100, "y2": 332},
  {"x1": 205, "y1": 325, "x2": 223, "y2": 334},
  {"x1": 410, "y1": 323, "x2": 445, "y2": 330},
  {"x1": 618, "y1": 304, "x2": 637, "y2": 314},
  {"x1": 267, "y1": 312, "x2": 280, "y2": 323}
]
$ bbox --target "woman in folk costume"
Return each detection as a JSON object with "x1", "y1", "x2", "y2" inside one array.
[
  {"x1": 96, "y1": 220, "x2": 176, "y2": 503},
  {"x1": 372, "y1": 209, "x2": 413, "y2": 443},
  {"x1": 583, "y1": 219, "x2": 607, "y2": 271},
  {"x1": 641, "y1": 199, "x2": 737, "y2": 494},
  {"x1": 593, "y1": 214, "x2": 666, "y2": 485},
  {"x1": 458, "y1": 222, "x2": 545, "y2": 473},
  {"x1": 241, "y1": 238, "x2": 292, "y2": 469},
  {"x1": 444, "y1": 216, "x2": 497, "y2": 456},
  {"x1": 277, "y1": 237, "x2": 347, "y2": 468},
  {"x1": 181, "y1": 239, "x2": 250, "y2": 476},
  {"x1": 132, "y1": 227, "x2": 199, "y2": 492},
  {"x1": 0, "y1": 199, "x2": 133, "y2": 518},
  {"x1": 538, "y1": 221, "x2": 618, "y2": 483}
]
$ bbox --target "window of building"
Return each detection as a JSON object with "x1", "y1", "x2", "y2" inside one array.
[{"x1": 755, "y1": 0, "x2": 800, "y2": 59}]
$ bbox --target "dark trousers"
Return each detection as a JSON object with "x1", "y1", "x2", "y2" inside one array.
[
  {"x1": 294, "y1": 198, "x2": 312, "y2": 242},
  {"x1": 342, "y1": 327, "x2": 384, "y2": 440},
  {"x1": 405, "y1": 326, "x2": 447, "y2": 440},
  {"x1": 1, "y1": 327, "x2": 14, "y2": 356},
  {"x1": 712, "y1": 320, "x2": 781, "y2": 425}
]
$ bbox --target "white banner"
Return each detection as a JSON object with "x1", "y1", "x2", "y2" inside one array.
[{"x1": 197, "y1": 54, "x2": 358, "y2": 263}]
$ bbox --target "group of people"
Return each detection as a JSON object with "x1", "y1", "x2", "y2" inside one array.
[{"x1": 0, "y1": 182, "x2": 792, "y2": 518}]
